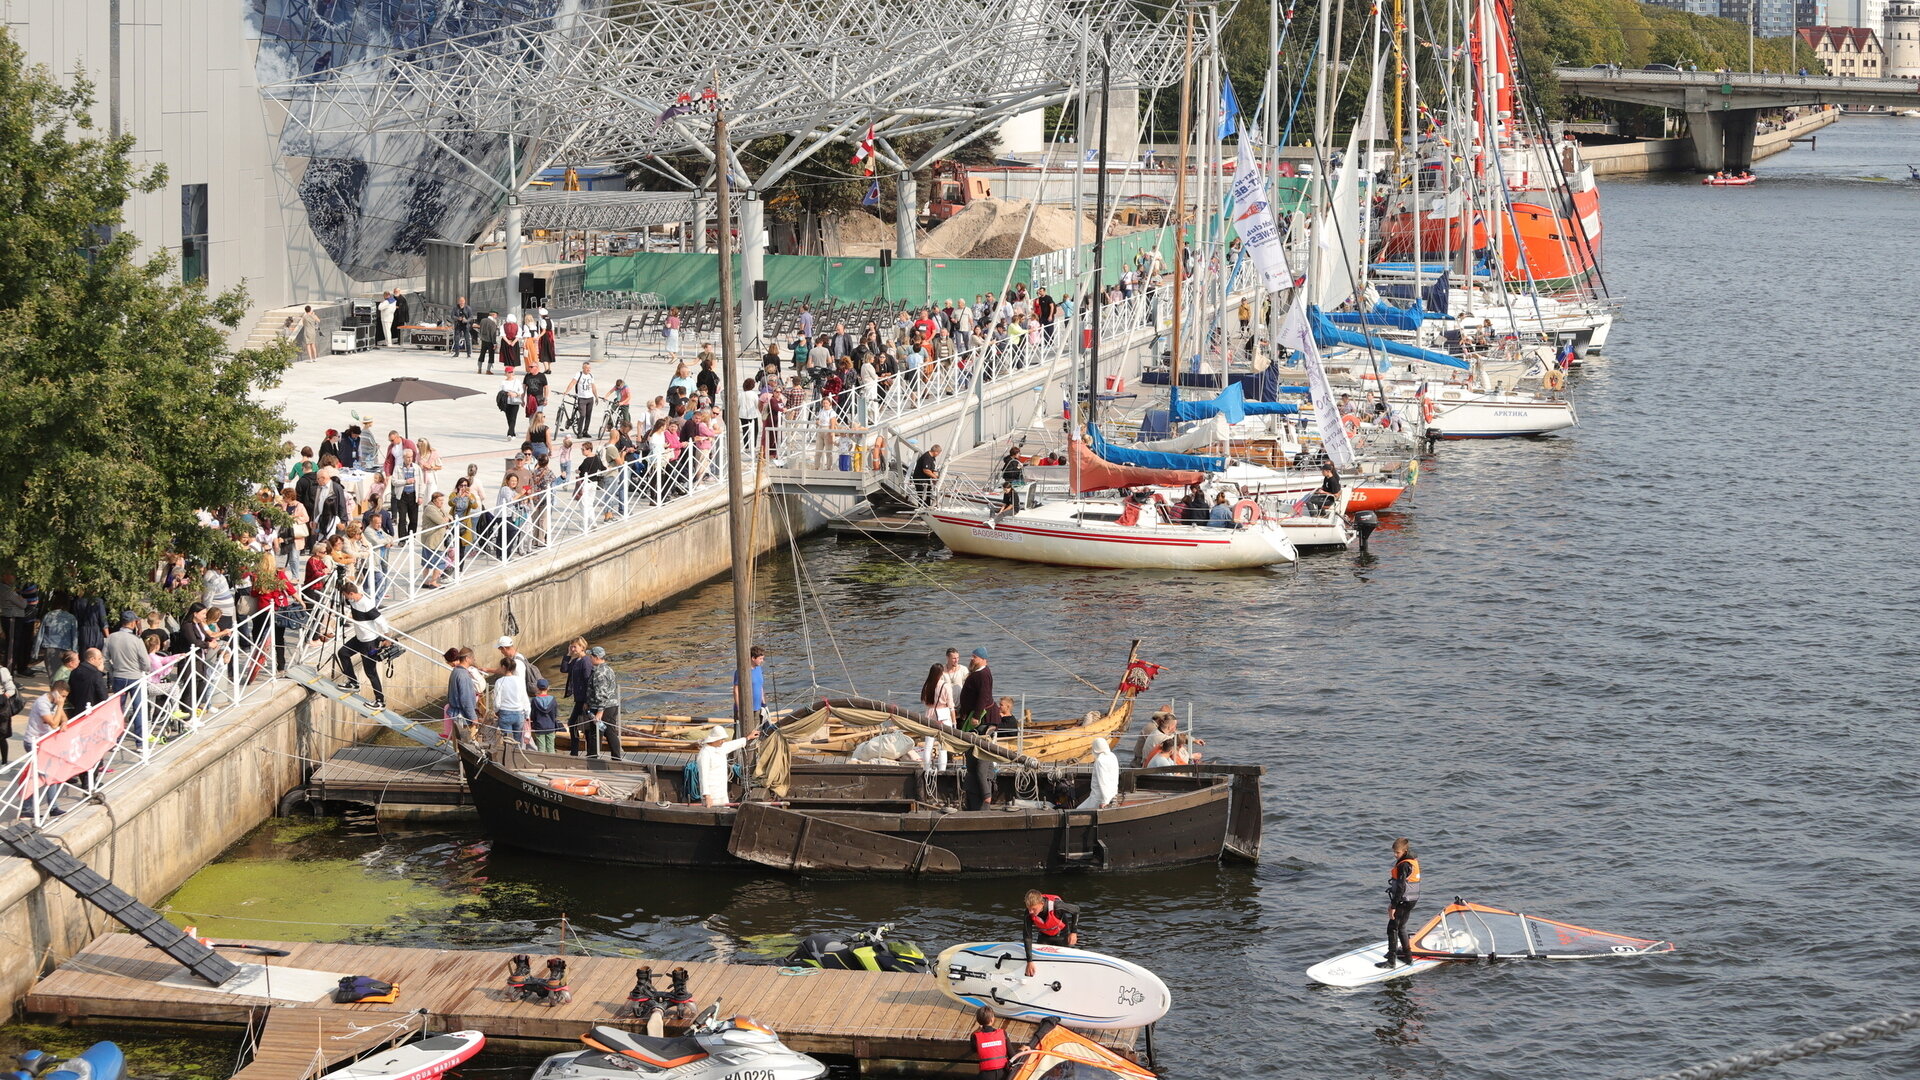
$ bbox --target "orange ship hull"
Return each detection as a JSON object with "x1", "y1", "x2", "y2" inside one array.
[{"x1": 1379, "y1": 186, "x2": 1601, "y2": 291}]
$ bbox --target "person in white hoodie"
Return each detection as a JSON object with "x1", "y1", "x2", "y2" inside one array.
[
  {"x1": 695, "y1": 724, "x2": 757, "y2": 806},
  {"x1": 1075, "y1": 738, "x2": 1119, "y2": 810}
]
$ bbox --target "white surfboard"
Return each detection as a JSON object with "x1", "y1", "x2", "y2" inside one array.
[
  {"x1": 1306, "y1": 941, "x2": 1448, "y2": 988},
  {"x1": 937, "y1": 942, "x2": 1170, "y2": 1028}
]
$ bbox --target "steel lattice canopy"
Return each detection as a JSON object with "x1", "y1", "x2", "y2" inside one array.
[
  {"x1": 519, "y1": 189, "x2": 706, "y2": 231},
  {"x1": 262, "y1": 0, "x2": 1195, "y2": 173}
]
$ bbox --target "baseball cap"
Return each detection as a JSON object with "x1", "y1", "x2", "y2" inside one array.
[
  {"x1": 496, "y1": 636, "x2": 515, "y2": 649},
  {"x1": 588, "y1": 646, "x2": 606, "y2": 658}
]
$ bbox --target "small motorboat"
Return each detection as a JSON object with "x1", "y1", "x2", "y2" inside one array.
[
  {"x1": 5, "y1": 1043, "x2": 126, "y2": 1080},
  {"x1": 1701, "y1": 172, "x2": 1756, "y2": 186},
  {"x1": 534, "y1": 1007, "x2": 825, "y2": 1080},
  {"x1": 318, "y1": 1031, "x2": 485, "y2": 1080}
]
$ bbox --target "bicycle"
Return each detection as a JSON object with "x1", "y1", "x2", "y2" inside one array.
[{"x1": 598, "y1": 402, "x2": 632, "y2": 439}]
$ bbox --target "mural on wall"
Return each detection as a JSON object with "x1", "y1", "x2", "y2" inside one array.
[{"x1": 248, "y1": 0, "x2": 588, "y2": 281}]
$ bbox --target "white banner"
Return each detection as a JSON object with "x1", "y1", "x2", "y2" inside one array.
[
  {"x1": 1231, "y1": 142, "x2": 1293, "y2": 294},
  {"x1": 1278, "y1": 298, "x2": 1355, "y2": 468}
]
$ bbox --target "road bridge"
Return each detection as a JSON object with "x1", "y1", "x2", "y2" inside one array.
[{"x1": 1554, "y1": 67, "x2": 1920, "y2": 171}]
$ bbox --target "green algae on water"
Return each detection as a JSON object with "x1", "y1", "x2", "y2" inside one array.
[
  {"x1": 0, "y1": 1022, "x2": 239, "y2": 1080},
  {"x1": 161, "y1": 857, "x2": 457, "y2": 942}
]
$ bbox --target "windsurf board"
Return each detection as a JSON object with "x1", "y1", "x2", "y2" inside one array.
[
  {"x1": 1306, "y1": 941, "x2": 1447, "y2": 988},
  {"x1": 937, "y1": 942, "x2": 1169, "y2": 1028}
]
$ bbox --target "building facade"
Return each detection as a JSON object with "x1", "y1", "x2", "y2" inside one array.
[
  {"x1": 2, "y1": 1, "x2": 585, "y2": 331},
  {"x1": 1796, "y1": 24, "x2": 1888, "y2": 73},
  {"x1": 1886, "y1": 1, "x2": 1920, "y2": 76}
]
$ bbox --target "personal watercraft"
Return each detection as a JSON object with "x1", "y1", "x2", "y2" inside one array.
[
  {"x1": 784, "y1": 923, "x2": 929, "y2": 973},
  {"x1": 531, "y1": 1005, "x2": 825, "y2": 1080},
  {"x1": 6, "y1": 1045, "x2": 126, "y2": 1080}
]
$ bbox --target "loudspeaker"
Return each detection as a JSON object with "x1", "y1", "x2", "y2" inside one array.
[
  {"x1": 878, "y1": 249, "x2": 893, "y2": 267},
  {"x1": 518, "y1": 272, "x2": 546, "y2": 300},
  {"x1": 752, "y1": 279, "x2": 769, "y2": 301}
]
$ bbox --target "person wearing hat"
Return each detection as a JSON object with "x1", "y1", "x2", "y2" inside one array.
[
  {"x1": 1074, "y1": 738, "x2": 1118, "y2": 810},
  {"x1": 956, "y1": 648, "x2": 1001, "y2": 732},
  {"x1": 585, "y1": 645, "x2": 624, "y2": 759},
  {"x1": 695, "y1": 723, "x2": 758, "y2": 807},
  {"x1": 530, "y1": 677, "x2": 560, "y2": 753},
  {"x1": 488, "y1": 636, "x2": 534, "y2": 749}
]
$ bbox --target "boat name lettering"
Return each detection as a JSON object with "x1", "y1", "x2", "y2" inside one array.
[
  {"x1": 513, "y1": 798, "x2": 562, "y2": 821},
  {"x1": 520, "y1": 782, "x2": 563, "y2": 803},
  {"x1": 724, "y1": 1072, "x2": 775, "y2": 1080},
  {"x1": 1494, "y1": 410, "x2": 1528, "y2": 417},
  {"x1": 971, "y1": 527, "x2": 1021, "y2": 541}
]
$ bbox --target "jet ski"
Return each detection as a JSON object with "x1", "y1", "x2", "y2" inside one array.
[
  {"x1": 785, "y1": 923, "x2": 929, "y2": 973},
  {"x1": 6, "y1": 1044, "x2": 126, "y2": 1080},
  {"x1": 532, "y1": 1005, "x2": 825, "y2": 1080}
]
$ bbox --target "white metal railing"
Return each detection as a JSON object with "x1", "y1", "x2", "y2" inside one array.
[{"x1": 0, "y1": 602, "x2": 284, "y2": 825}]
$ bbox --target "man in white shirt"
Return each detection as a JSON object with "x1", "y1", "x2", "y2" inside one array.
[
  {"x1": 569, "y1": 363, "x2": 597, "y2": 438},
  {"x1": 333, "y1": 581, "x2": 394, "y2": 708},
  {"x1": 377, "y1": 291, "x2": 397, "y2": 345}
]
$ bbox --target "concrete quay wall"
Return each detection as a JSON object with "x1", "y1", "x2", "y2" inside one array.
[
  {"x1": 1583, "y1": 109, "x2": 1838, "y2": 174},
  {"x1": 0, "y1": 483, "x2": 798, "y2": 1012}
]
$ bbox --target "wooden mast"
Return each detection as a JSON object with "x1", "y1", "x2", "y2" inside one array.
[{"x1": 715, "y1": 109, "x2": 755, "y2": 741}]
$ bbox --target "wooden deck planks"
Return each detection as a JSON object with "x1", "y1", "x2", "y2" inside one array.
[
  {"x1": 27, "y1": 932, "x2": 1135, "y2": 1075},
  {"x1": 231, "y1": 1008, "x2": 423, "y2": 1080}
]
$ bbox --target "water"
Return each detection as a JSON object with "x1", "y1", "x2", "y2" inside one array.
[{"x1": 158, "y1": 119, "x2": 1920, "y2": 1080}]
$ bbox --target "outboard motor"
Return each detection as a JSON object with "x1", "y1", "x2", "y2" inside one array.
[{"x1": 1353, "y1": 511, "x2": 1380, "y2": 553}]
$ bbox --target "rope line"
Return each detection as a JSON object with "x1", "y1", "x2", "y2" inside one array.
[{"x1": 1638, "y1": 1008, "x2": 1920, "y2": 1080}]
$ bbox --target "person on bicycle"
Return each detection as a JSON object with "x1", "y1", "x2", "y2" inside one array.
[{"x1": 602, "y1": 378, "x2": 632, "y2": 436}]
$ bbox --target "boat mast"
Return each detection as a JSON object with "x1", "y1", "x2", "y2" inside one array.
[
  {"x1": 1409, "y1": 0, "x2": 1423, "y2": 306},
  {"x1": 1169, "y1": 11, "x2": 1194, "y2": 389},
  {"x1": 714, "y1": 109, "x2": 755, "y2": 741},
  {"x1": 1090, "y1": 29, "x2": 1112, "y2": 425}
]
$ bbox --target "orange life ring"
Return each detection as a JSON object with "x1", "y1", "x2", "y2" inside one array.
[
  {"x1": 1421, "y1": 398, "x2": 1437, "y2": 423},
  {"x1": 1231, "y1": 499, "x2": 1263, "y2": 526},
  {"x1": 1342, "y1": 414, "x2": 1361, "y2": 433},
  {"x1": 552, "y1": 777, "x2": 601, "y2": 797}
]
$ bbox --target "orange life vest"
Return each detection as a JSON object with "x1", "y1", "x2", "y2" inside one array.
[
  {"x1": 973, "y1": 1029, "x2": 1009, "y2": 1071},
  {"x1": 1028, "y1": 894, "x2": 1067, "y2": 937},
  {"x1": 1393, "y1": 856, "x2": 1421, "y2": 903}
]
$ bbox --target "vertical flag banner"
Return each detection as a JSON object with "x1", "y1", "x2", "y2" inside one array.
[
  {"x1": 1278, "y1": 298, "x2": 1356, "y2": 468},
  {"x1": 1231, "y1": 142, "x2": 1293, "y2": 293},
  {"x1": 1218, "y1": 75, "x2": 1240, "y2": 140}
]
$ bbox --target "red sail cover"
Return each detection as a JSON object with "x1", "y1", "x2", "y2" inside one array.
[
  {"x1": 1411, "y1": 901, "x2": 1675, "y2": 959},
  {"x1": 1070, "y1": 439, "x2": 1203, "y2": 494},
  {"x1": 27, "y1": 696, "x2": 127, "y2": 792}
]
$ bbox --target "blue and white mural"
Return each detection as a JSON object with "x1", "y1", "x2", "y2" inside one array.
[{"x1": 248, "y1": 0, "x2": 586, "y2": 281}]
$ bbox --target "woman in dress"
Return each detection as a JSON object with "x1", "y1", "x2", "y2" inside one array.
[
  {"x1": 663, "y1": 308, "x2": 682, "y2": 355},
  {"x1": 414, "y1": 437, "x2": 443, "y2": 503}
]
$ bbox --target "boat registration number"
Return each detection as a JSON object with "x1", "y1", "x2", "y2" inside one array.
[
  {"x1": 725, "y1": 1072, "x2": 776, "y2": 1080},
  {"x1": 971, "y1": 527, "x2": 1021, "y2": 541}
]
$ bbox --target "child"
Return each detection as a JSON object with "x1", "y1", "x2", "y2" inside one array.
[
  {"x1": 530, "y1": 678, "x2": 560, "y2": 753},
  {"x1": 971, "y1": 1006, "x2": 1009, "y2": 1080}
]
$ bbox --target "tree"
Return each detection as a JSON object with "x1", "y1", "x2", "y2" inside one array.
[{"x1": 0, "y1": 30, "x2": 292, "y2": 609}]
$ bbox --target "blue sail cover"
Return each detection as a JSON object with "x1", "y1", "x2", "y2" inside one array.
[
  {"x1": 1167, "y1": 383, "x2": 1302, "y2": 424},
  {"x1": 1327, "y1": 301, "x2": 1431, "y2": 331},
  {"x1": 1307, "y1": 306, "x2": 1470, "y2": 371},
  {"x1": 1088, "y1": 424, "x2": 1226, "y2": 473}
]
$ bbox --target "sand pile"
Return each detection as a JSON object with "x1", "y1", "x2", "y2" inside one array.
[
  {"x1": 822, "y1": 211, "x2": 901, "y2": 255},
  {"x1": 921, "y1": 198, "x2": 1096, "y2": 260}
]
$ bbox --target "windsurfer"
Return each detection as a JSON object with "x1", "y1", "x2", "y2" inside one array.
[
  {"x1": 1376, "y1": 838, "x2": 1422, "y2": 968},
  {"x1": 971, "y1": 1006, "x2": 1011, "y2": 1080},
  {"x1": 1022, "y1": 890, "x2": 1080, "y2": 976}
]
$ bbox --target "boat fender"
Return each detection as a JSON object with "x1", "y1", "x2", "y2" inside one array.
[
  {"x1": 1231, "y1": 500, "x2": 1263, "y2": 526},
  {"x1": 1421, "y1": 398, "x2": 1436, "y2": 423}
]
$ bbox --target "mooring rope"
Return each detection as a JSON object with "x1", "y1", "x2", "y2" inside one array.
[{"x1": 1638, "y1": 1007, "x2": 1920, "y2": 1080}]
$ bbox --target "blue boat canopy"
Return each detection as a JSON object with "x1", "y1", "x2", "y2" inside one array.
[
  {"x1": 1087, "y1": 424, "x2": 1225, "y2": 473},
  {"x1": 1307, "y1": 306, "x2": 1470, "y2": 371},
  {"x1": 1326, "y1": 301, "x2": 1432, "y2": 331},
  {"x1": 1167, "y1": 382, "x2": 1301, "y2": 423}
]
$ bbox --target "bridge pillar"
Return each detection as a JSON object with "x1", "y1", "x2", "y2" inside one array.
[{"x1": 1685, "y1": 107, "x2": 1760, "y2": 173}]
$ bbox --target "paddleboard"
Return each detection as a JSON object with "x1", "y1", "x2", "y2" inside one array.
[
  {"x1": 319, "y1": 1031, "x2": 486, "y2": 1080},
  {"x1": 937, "y1": 942, "x2": 1169, "y2": 1028},
  {"x1": 1306, "y1": 941, "x2": 1447, "y2": 988}
]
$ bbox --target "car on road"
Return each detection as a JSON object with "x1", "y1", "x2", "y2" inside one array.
[{"x1": 1643, "y1": 63, "x2": 1680, "y2": 72}]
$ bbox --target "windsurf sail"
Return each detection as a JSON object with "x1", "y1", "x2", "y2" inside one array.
[
  {"x1": 1411, "y1": 900, "x2": 1676, "y2": 960},
  {"x1": 1069, "y1": 439, "x2": 1204, "y2": 494},
  {"x1": 1009, "y1": 1019, "x2": 1159, "y2": 1080}
]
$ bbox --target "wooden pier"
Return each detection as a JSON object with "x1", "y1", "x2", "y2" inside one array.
[{"x1": 27, "y1": 932, "x2": 1136, "y2": 1076}]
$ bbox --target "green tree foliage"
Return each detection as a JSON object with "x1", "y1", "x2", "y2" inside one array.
[{"x1": 0, "y1": 32, "x2": 292, "y2": 607}]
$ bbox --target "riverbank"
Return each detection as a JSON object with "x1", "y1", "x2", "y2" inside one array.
[{"x1": 1581, "y1": 108, "x2": 1838, "y2": 174}]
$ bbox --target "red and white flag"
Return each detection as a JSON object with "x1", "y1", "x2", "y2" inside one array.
[{"x1": 853, "y1": 126, "x2": 876, "y2": 175}]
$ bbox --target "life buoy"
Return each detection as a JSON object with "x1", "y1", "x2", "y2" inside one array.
[
  {"x1": 1342, "y1": 414, "x2": 1361, "y2": 433},
  {"x1": 1231, "y1": 499, "x2": 1263, "y2": 525},
  {"x1": 552, "y1": 777, "x2": 600, "y2": 797},
  {"x1": 1421, "y1": 398, "x2": 1437, "y2": 423}
]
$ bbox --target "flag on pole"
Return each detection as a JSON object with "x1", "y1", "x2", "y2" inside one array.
[
  {"x1": 853, "y1": 126, "x2": 876, "y2": 175},
  {"x1": 1218, "y1": 75, "x2": 1240, "y2": 139},
  {"x1": 861, "y1": 179, "x2": 881, "y2": 207},
  {"x1": 1277, "y1": 298, "x2": 1356, "y2": 469},
  {"x1": 1230, "y1": 142, "x2": 1293, "y2": 293}
]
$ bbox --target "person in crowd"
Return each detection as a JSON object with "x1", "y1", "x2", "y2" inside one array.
[
  {"x1": 488, "y1": 636, "x2": 533, "y2": 750},
  {"x1": 957, "y1": 648, "x2": 1000, "y2": 732},
  {"x1": 569, "y1": 362, "x2": 597, "y2": 438},
  {"x1": 1020, "y1": 890, "x2": 1079, "y2": 976},
  {"x1": 1209, "y1": 492, "x2": 1235, "y2": 527},
  {"x1": 450, "y1": 295, "x2": 475, "y2": 359},
  {"x1": 333, "y1": 580, "x2": 393, "y2": 709},
  {"x1": 478, "y1": 310, "x2": 501, "y2": 373},
  {"x1": 420, "y1": 491, "x2": 453, "y2": 588},
  {"x1": 1307, "y1": 463, "x2": 1341, "y2": 518},
  {"x1": 912, "y1": 444, "x2": 942, "y2": 505},
  {"x1": 559, "y1": 637, "x2": 594, "y2": 756},
  {"x1": 251, "y1": 555, "x2": 303, "y2": 672},
  {"x1": 585, "y1": 646, "x2": 625, "y2": 760},
  {"x1": 66, "y1": 647, "x2": 109, "y2": 717},
  {"x1": 443, "y1": 646, "x2": 477, "y2": 741},
  {"x1": 530, "y1": 677, "x2": 560, "y2": 753},
  {"x1": 694, "y1": 724, "x2": 756, "y2": 806},
  {"x1": 731, "y1": 645, "x2": 767, "y2": 718},
  {"x1": 1075, "y1": 738, "x2": 1119, "y2": 810}
]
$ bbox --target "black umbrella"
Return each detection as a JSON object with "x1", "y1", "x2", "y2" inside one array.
[{"x1": 327, "y1": 376, "x2": 481, "y2": 438}]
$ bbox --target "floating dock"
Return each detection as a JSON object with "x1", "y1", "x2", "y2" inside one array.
[{"x1": 27, "y1": 932, "x2": 1136, "y2": 1077}]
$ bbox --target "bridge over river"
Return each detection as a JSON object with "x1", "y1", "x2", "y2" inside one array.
[{"x1": 1554, "y1": 67, "x2": 1920, "y2": 171}]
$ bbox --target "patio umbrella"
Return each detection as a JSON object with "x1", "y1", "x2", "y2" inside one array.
[{"x1": 326, "y1": 377, "x2": 480, "y2": 438}]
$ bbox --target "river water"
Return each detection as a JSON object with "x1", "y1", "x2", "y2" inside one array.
[{"x1": 150, "y1": 119, "x2": 1920, "y2": 1080}]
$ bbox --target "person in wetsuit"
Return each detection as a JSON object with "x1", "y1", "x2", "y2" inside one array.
[
  {"x1": 1377, "y1": 837, "x2": 1422, "y2": 968},
  {"x1": 1022, "y1": 889, "x2": 1080, "y2": 976}
]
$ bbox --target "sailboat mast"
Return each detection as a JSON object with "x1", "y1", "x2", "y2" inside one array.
[
  {"x1": 714, "y1": 111, "x2": 755, "y2": 739},
  {"x1": 1409, "y1": 0, "x2": 1422, "y2": 301},
  {"x1": 1090, "y1": 30, "x2": 1112, "y2": 425},
  {"x1": 1170, "y1": 12, "x2": 1194, "y2": 388}
]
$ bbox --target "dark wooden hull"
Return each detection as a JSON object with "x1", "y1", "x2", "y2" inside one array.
[{"x1": 455, "y1": 742, "x2": 1245, "y2": 874}]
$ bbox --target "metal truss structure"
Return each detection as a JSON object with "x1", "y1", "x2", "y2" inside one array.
[
  {"x1": 261, "y1": 0, "x2": 1208, "y2": 342},
  {"x1": 520, "y1": 189, "x2": 704, "y2": 232}
]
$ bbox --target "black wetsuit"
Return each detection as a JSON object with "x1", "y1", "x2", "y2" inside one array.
[
  {"x1": 1022, "y1": 897, "x2": 1081, "y2": 963},
  {"x1": 1383, "y1": 855, "x2": 1420, "y2": 964}
]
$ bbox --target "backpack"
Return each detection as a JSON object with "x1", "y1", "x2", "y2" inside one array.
[{"x1": 333, "y1": 975, "x2": 398, "y2": 1003}]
